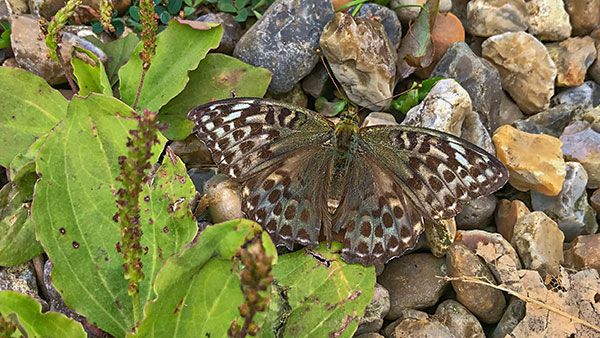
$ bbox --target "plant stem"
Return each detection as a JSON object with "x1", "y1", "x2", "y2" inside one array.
[
  {"x1": 132, "y1": 292, "x2": 141, "y2": 324},
  {"x1": 56, "y1": 46, "x2": 78, "y2": 94},
  {"x1": 133, "y1": 67, "x2": 148, "y2": 110}
]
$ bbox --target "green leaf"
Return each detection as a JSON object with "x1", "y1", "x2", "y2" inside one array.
[
  {"x1": 0, "y1": 67, "x2": 68, "y2": 167},
  {"x1": 0, "y1": 28, "x2": 11, "y2": 49},
  {"x1": 397, "y1": 0, "x2": 439, "y2": 68},
  {"x1": 92, "y1": 21, "x2": 104, "y2": 34},
  {"x1": 218, "y1": 0, "x2": 237, "y2": 12},
  {"x1": 315, "y1": 97, "x2": 347, "y2": 117},
  {"x1": 159, "y1": 53, "x2": 271, "y2": 140},
  {"x1": 183, "y1": 6, "x2": 195, "y2": 16},
  {"x1": 0, "y1": 291, "x2": 86, "y2": 337},
  {"x1": 0, "y1": 169, "x2": 43, "y2": 266},
  {"x1": 131, "y1": 219, "x2": 277, "y2": 338},
  {"x1": 234, "y1": 7, "x2": 249, "y2": 21},
  {"x1": 102, "y1": 33, "x2": 139, "y2": 86},
  {"x1": 160, "y1": 11, "x2": 171, "y2": 24},
  {"x1": 168, "y1": 0, "x2": 182, "y2": 14},
  {"x1": 129, "y1": 5, "x2": 140, "y2": 20},
  {"x1": 119, "y1": 19, "x2": 222, "y2": 111},
  {"x1": 33, "y1": 93, "x2": 197, "y2": 337},
  {"x1": 236, "y1": 0, "x2": 249, "y2": 9},
  {"x1": 261, "y1": 243, "x2": 375, "y2": 338},
  {"x1": 71, "y1": 46, "x2": 113, "y2": 96}
]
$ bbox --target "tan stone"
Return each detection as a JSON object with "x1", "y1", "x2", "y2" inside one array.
[
  {"x1": 495, "y1": 199, "x2": 530, "y2": 242},
  {"x1": 526, "y1": 0, "x2": 572, "y2": 41},
  {"x1": 564, "y1": 0, "x2": 600, "y2": 36},
  {"x1": 493, "y1": 125, "x2": 566, "y2": 196},
  {"x1": 546, "y1": 37, "x2": 597, "y2": 87},
  {"x1": 563, "y1": 234, "x2": 600, "y2": 273},
  {"x1": 482, "y1": 32, "x2": 557, "y2": 114},
  {"x1": 511, "y1": 211, "x2": 565, "y2": 275},
  {"x1": 415, "y1": 12, "x2": 465, "y2": 78}
]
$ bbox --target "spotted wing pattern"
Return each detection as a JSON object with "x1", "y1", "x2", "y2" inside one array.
[
  {"x1": 333, "y1": 125, "x2": 508, "y2": 265},
  {"x1": 188, "y1": 98, "x2": 335, "y2": 248}
]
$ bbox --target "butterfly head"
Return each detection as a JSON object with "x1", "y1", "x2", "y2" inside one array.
[{"x1": 338, "y1": 105, "x2": 359, "y2": 126}]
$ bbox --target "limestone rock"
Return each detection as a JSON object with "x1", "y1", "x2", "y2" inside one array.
[
  {"x1": 512, "y1": 103, "x2": 580, "y2": 137},
  {"x1": 415, "y1": 12, "x2": 465, "y2": 78},
  {"x1": 424, "y1": 218, "x2": 456, "y2": 258},
  {"x1": 563, "y1": 234, "x2": 600, "y2": 273},
  {"x1": 560, "y1": 120, "x2": 600, "y2": 188},
  {"x1": 551, "y1": 81, "x2": 600, "y2": 108},
  {"x1": 511, "y1": 211, "x2": 565, "y2": 275},
  {"x1": 320, "y1": 12, "x2": 396, "y2": 110},
  {"x1": 401, "y1": 79, "x2": 470, "y2": 136},
  {"x1": 498, "y1": 92, "x2": 525, "y2": 127},
  {"x1": 434, "y1": 299, "x2": 485, "y2": 338},
  {"x1": 351, "y1": 3, "x2": 402, "y2": 48},
  {"x1": 391, "y1": 0, "x2": 452, "y2": 24},
  {"x1": 432, "y1": 41, "x2": 503, "y2": 132},
  {"x1": 169, "y1": 134, "x2": 213, "y2": 168},
  {"x1": 362, "y1": 112, "x2": 398, "y2": 127},
  {"x1": 564, "y1": 0, "x2": 600, "y2": 36},
  {"x1": 546, "y1": 37, "x2": 597, "y2": 87},
  {"x1": 393, "y1": 317, "x2": 454, "y2": 338},
  {"x1": 491, "y1": 297, "x2": 526, "y2": 338},
  {"x1": 446, "y1": 243, "x2": 506, "y2": 323},
  {"x1": 531, "y1": 162, "x2": 597, "y2": 241},
  {"x1": 195, "y1": 12, "x2": 241, "y2": 55},
  {"x1": 466, "y1": 0, "x2": 528, "y2": 37},
  {"x1": 233, "y1": 0, "x2": 334, "y2": 93},
  {"x1": 456, "y1": 195, "x2": 497, "y2": 230},
  {"x1": 10, "y1": 15, "x2": 107, "y2": 85},
  {"x1": 526, "y1": 0, "x2": 572, "y2": 41},
  {"x1": 203, "y1": 174, "x2": 243, "y2": 223},
  {"x1": 461, "y1": 110, "x2": 495, "y2": 154},
  {"x1": 355, "y1": 283, "x2": 390, "y2": 335},
  {"x1": 301, "y1": 63, "x2": 333, "y2": 99},
  {"x1": 493, "y1": 125, "x2": 566, "y2": 196},
  {"x1": 482, "y1": 32, "x2": 557, "y2": 114},
  {"x1": 495, "y1": 199, "x2": 530, "y2": 242}
]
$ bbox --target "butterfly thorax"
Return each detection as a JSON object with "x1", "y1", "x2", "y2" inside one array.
[{"x1": 328, "y1": 109, "x2": 361, "y2": 210}]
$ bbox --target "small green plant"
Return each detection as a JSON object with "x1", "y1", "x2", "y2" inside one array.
[
  {"x1": 391, "y1": 77, "x2": 445, "y2": 114},
  {"x1": 0, "y1": 23, "x2": 10, "y2": 49},
  {"x1": 315, "y1": 96, "x2": 347, "y2": 117}
]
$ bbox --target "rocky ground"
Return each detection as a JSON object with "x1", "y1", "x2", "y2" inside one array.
[{"x1": 2, "y1": 0, "x2": 600, "y2": 337}]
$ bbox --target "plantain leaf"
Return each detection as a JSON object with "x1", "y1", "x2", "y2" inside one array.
[
  {"x1": 71, "y1": 46, "x2": 113, "y2": 96},
  {"x1": 33, "y1": 93, "x2": 196, "y2": 337},
  {"x1": 159, "y1": 53, "x2": 271, "y2": 140},
  {"x1": 0, "y1": 290, "x2": 86, "y2": 337}
]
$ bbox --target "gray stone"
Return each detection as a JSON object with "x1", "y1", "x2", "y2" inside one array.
[
  {"x1": 491, "y1": 297, "x2": 526, "y2": 338},
  {"x1": 350, "y1": 3, "x2": 402, "y2": 48},
  {"x1": 498, "y1": 92, "x2": 524, "y2": 127},
  {"x1": 355, "y1": 283, "x2": 390, "y2": 335},
  {"x1": 466, "y1": 0, "x2": 528, "y2": 37},
  {"x1": 456, "y1": 195, "x2": 497, "y2": 230},
  {"x1": 320, "y1": 12, "x2": 396, "y2": 110},
  {"x1": 561, "y1": 120, "x2": 600, "y2": 188},
  {"x1": 513, "y1": 103, "x2": 580, "y2": 137},
  {"x1": 401, "y1": 79, "x2": 470, "y2": 136},
  {"x1": 301, "y1": 63, "x2": 333, "y2": 99},
  {"x1": 355, "y1": 333, "x2": 384, "y2": 338},
  {"x1": 196, "y1": 12, "x2": 241, "y2": 55},
  {"x1": 461, "y1": 110, "x2": 495, "y2": 154},
  {"x1": 431, "y1": 41, "x2": 503, "y2": 132},
  {"x1": 170, "y1": 134, "x2": 213, "y2": 169},
  {"x1": 434, "y1": 299, "x2": 485, "y2": 338},
  {"x1": 551, "y1": 81, "x2": 600, "y2": 108},
  {"x1": 511, "y1": 211, "x2": 565, "y2": 275},
  {"x1": 233, "y1": 0, "x2": 334, "y2": 93},
  {"x1": 187, "y1": 167, "x2": 218, "y2": 195},
  {"x1": 531, "y1": 162, "x2": 597, "y2": 241},
  {"x1": 5, "y1": 0, "x2": 29, "y2": 14},
  {"x1": 0, "y1": 0, "x2": 10, "y2": 20},
  {"x1": 266, "y1": 82, "x2": 308, "y2": 108},
  {"x1": 446, "y1": 243, "x2": 506, "y2": 323},
  {"x1": 0, "y1": 261, "x2": 39, "y2": 301},
  {"x1": 526, "y1": 0, "x2": 572, "y2": 41},
  {"x1": 378, "y1": 253, "x2": 449, "y2": 320},
  {"x1": 393, "y1": 317, "x2": 454, "y2": 338},
  {"x1": 482, "y1": 32, "x2": 557, "y2": 114}
]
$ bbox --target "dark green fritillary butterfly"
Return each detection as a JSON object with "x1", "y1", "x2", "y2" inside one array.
[{"x1": 188, "y1": 98, "x2": 508, "y2": 266}]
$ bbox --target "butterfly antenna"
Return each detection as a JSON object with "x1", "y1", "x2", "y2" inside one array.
[{"x1": 316, "y1": 48, "x2": 350, "y2": 104}]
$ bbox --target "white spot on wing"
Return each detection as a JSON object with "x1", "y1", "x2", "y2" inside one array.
[
  {"x1": 232, "y1": 103, "x2": 251, "y2": 110},
  {"x1": 450, "y1": 142, "x2": 465, "y2": 153},
  {"x1": 455, "y1": 153, "x2": 469, "y2": 167}
]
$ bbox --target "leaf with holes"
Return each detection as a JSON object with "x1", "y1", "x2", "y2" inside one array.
[
  {"x1": 33, "y1": 93, "x2": 197, "y2": 337},
  {"x1": 131, "y1": 219, "x2": 277, "y2": 338},
  {"x1": 259, "y1": 242, "x2": 375, "y2": 338},
  {"x1": 0, "y1": 67, "x2": 68, "y2": 166},
  {"x1": 189, "y1": 97, "x2": 508, "y2": 267}
]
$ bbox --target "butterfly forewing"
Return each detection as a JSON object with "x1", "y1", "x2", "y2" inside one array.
[
  {"x1": 358, "y1": 126, "x2": 509, "y2": 221},
  {"x1": 189, "y1": 98, "x2": 509, "y2": 267},
  {"x1": 188, "y1": 98, "x2": 334, "y2": 181}
]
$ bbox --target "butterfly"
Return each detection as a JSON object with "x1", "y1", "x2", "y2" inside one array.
[{"x1": 188, "y1": 98, "x2": 508, "y2": 266}]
